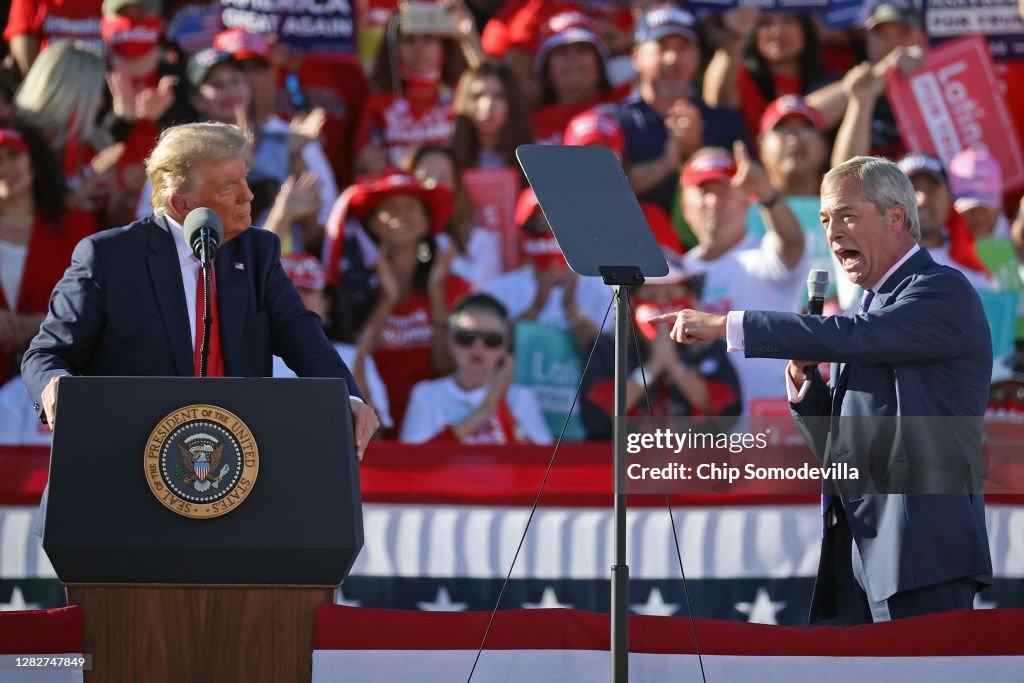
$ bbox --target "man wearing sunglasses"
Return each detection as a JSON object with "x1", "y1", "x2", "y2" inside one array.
[{"x1": 400, "y1": 294, "x2": 552, "y2": 445}]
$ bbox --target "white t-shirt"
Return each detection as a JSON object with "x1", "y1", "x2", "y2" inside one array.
[
  {"x1": 928, "y1": 244, "x2": 997, "y2": 291},
  {"x1": 683, "y1": 233, "x2": 807, "y2": 408},
  {"x1": 0, "y1": 377, "x2": 52, "y2": 445},
  {"x1": 401, "y1": 376, "x2": 552, "y2": 445},
  {"x1": 0, "y1": 239, "x2": 27, "y2": 310},
  {"x1": 273, "y1": 342, "x2": 394, "y2": 429},
  {"x1": 484, "y1": 266, "x2": 614, "y2": 332},
  {"x1": 437, "y1": 228, "x2": 503, "y2": 291}
]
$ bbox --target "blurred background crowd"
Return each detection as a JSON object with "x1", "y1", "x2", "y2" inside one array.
[{"x1": 1, "y1": 0, "x2": 1024, "y2": 447}]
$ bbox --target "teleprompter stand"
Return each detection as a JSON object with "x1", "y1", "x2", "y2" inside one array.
[{"x1": 517, "y1": 145, "x2": 668, "y2": 683}]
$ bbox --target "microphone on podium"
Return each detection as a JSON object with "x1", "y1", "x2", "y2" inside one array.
[
  {"x1": 184, "y1": 207, "x2": 223, "y2": 265},
  {"x1": 804, "y1": 269, "x2": 829, "y2": 382}
]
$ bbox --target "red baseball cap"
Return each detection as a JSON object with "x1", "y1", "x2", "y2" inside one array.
[
  {"x1": 681, "y1": 151, "x2": 737, "y2": 188},
  {"x1": 101, "y1": 15, "x2": 163, "y2": 59},
  {"x1": 759, "y1": 95, "x2": 825, "y2": 136},
  {"x1": 534, "y1": 12, "x2": 609, "y2": 76},
  {"x1": 0, "y1": 128, "x2": 28, "y2": 154},
  {"x1": 563, "y1": 108, "x2": 625, "y2": 153},
  {"x1": 348, "y1": 171, "x2": 454, "y2": 235},
  {"x1": 281, "y1": 253, "x2": 326, "y2": 290},
  {"x1": 213, "y1": 27, "x2": 271, "y2": 63}
]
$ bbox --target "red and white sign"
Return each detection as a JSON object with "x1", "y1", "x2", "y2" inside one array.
[
  {"x1": 888, "y1": 35, "x2": 1024, "y2": 192},
  {"x1": 462, "y1": 168, "x2": 522, "y2": 271}
]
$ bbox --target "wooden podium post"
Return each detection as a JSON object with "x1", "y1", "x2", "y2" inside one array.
[{"x1": 67, "y1": 584, "x2": 334, "y2": 683}]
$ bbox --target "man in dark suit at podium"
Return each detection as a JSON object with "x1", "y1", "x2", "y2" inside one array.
[
  {"x1": 22, "y1": 122, "x2": 379, "y2": 459},
  {"x1": 651, "y1": 156, "x2": 992, "y2": 625}
]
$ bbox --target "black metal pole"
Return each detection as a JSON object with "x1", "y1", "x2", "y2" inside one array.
[{"x1": 611, "y1": 283, "x2": 629, "y2": 683}]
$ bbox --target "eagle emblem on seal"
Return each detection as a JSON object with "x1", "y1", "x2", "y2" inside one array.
[{"x1": 176, "y1": 433, "x2": 230, "y2": 492}]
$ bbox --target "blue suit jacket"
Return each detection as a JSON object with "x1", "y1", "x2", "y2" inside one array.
[
  {"x1": 743, "y1": 249, "x2": 992, "y2": 616},
  {"x1": 22, "y1": 215, "x2": 362, "y2": 408}
]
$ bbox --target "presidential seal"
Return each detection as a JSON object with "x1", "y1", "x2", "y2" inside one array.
[{"x1": 144, "y1": 405, "x2": 259, "y2": 519}]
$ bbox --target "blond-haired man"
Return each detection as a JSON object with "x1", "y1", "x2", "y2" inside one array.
[{"x1": 23, "y1": 122, "x2": 378, "y2": 459}]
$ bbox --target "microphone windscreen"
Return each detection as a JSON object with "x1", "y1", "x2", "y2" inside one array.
[
  {"x1": 806, "y1": 269, "x2": 829, "y2": 300},
  {"x1": 183, "y1": 207, "x2": 224, "y2": 251}
]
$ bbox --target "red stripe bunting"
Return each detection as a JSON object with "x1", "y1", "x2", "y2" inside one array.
[
  {"x1": 0, "y1": 606, "x2": 83, "y2": 654},
  {"x1": 315, "y1": 605, "x2": 1024, "y2": 656}
]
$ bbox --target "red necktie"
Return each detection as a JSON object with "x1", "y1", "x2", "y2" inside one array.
[{"x1": 194, "y1": 266, "x2": 225, "y2": 377}]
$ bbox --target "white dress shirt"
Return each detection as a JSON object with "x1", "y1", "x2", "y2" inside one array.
[{"x1": 723, "y1": 244, "x2": 922, "y2": 403}]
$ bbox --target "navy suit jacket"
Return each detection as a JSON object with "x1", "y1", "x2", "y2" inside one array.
[
  {"x1": 22, "y1": 215, "x2": 362, "y2": 409},
  {"x1": 743, "y1": 249, "x2": 992, "y2": 616}
]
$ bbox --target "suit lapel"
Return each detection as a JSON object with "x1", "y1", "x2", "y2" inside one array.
[
  {"x1": 831, "y1": 248, "x2": 933, "y2": 411},
  {"x1": 215, "y1": 237, "x2": 250, "y2": 376},
  {"x1": 146, "y1": 215, "x2": 194, "y2": 376}
]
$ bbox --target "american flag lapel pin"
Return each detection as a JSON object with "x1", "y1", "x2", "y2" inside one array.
[{"x1": 234, "y1": 261, "x2": 245, "y2": 270}]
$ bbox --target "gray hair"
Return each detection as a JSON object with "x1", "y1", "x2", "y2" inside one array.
[
  {"x1": 822, "y1": 156, "x2": 921, "y2": 241},
  {"x1": 145, "y1": 122, "x2": 253, "y2": 214},
  {"x1": 14, "y1": 41, "x2": 108, "y2": 151}
]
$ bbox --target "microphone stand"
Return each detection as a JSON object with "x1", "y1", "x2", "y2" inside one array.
[{"x1": 198, "y1": 226, "x2": 213, "y2": 378}]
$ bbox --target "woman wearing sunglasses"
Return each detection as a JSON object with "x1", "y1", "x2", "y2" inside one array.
[{"x1": 401, "y1": 293, "x2": 551, "y2": 444}]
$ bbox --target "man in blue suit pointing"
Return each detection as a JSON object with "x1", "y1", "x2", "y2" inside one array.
[
  {"x1": 22, "y1": 122, "x2": 379, "y2": 460},
  {"x1": 651, "y1": 156, "x2": 992, "y2": 624}
]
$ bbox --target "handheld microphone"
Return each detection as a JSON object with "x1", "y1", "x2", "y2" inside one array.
[
  {"x1": 804, "y1": 269, "x2": 829, "y2": 382},
  {"x1": 183, "y1": 208, "x2": 224, "y2": 265}
]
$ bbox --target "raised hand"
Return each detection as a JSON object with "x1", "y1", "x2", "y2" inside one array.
[
  {"x1": 106, "y1": 70, "x2": 139, "y2": 122},
  {"x1": 843, "y1": 61, "x2": 886, "y2": 103},
  {"x1": 664, "y1": 99, "x2": 703, "y2": 164},
  {"x1": 276, "y1": 172, "x2": 322, "y2": 222},
  {"x1": 136, "y1": 75, "x2": 177, "y2": 122},
  {"x1": 731, "y1": 140, "x2": 776, "y2": 205},
  {"x1": 67, "y1": 143, "x2": 125, "y2": 208},
  {"x1": 722, "y1": 6, "x2": 760, "y2": 39},
  {"x1": 287, "y1": 107, "x2": 327, "y2": 155}
]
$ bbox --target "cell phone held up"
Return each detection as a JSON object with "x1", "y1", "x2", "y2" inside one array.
[{"x1": 399, "y1": 1, "x2": 459, "y2": 37}]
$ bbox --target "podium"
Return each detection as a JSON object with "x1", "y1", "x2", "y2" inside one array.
[{"x1": 43, "y1": 377, "x2": 363, "y2": 683}]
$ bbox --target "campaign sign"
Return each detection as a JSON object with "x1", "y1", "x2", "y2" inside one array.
[
  {"x1": 221, "y1": 0, "x2": 356, "y2": 56},
  {"x1": 887, "y1": 35, "x2": 1024, "y2": 192},
  {"x1": 513, "y1": 321, "x2": 586, "y2": 442},
  {"x1": 686, "y1": 0, "x2": 828, "y2": 14},
  {"x1": 977, "y1": 290, "x2": 1021, "y2": 358},
  {"x1": 923, "y1": 0, "x2": 1024, "y2": 61},
  {"x1": 975, "y1": 238, "x2": 1024, "y2": 339},
  {"x1": 462, "y1": 167, "x2": 522, "y2": 271},
  {"x1": 822, "y1": 0, "x2": 864, "y2": 29}
]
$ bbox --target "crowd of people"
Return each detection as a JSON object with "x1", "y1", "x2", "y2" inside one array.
[{"x1": 1, "y1": 0, "x2": 1023, "y2": 446}]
